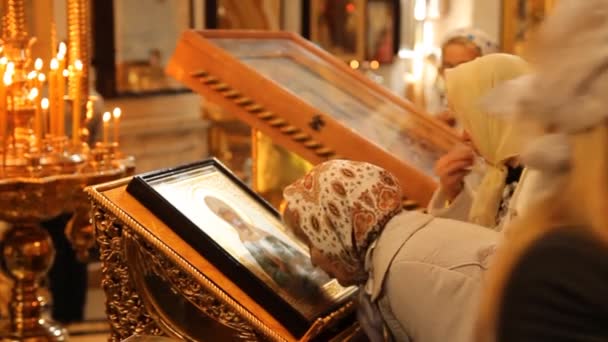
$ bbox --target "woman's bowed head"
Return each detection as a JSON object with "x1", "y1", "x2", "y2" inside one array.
[{"x1": 282, "y1": 159, "x2": 403, "y2": 287}]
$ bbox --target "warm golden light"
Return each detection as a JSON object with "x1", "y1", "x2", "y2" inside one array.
[
  {"x1": 6, "y1": 62, "x2": 14, "y2": 73},
  {"x1": 38, "y1": 74, "x2": 46, "y2": 82},
  {"x1": 112, "y1": 107, "x2": 121, "y2": 119},
  {"x1": 62, "y1": 69, "x2": 69, "y2": 77},
  {"x1": 74, "y1": 60, "x2": 83, "y2": 71},
  {"x1": 41, "y1": 98, "x2": 49, "y2": 110},
  {"x1": 349, "y1": 60, "x2": 360, "y2": 69},
  {"x1": 370, "y1": 60, "x2": 380, "y2": 70},
  {"x1": 0, "y1": 57, "x2": 7, "y2": 65},
  {"x1": 34, "y1": 58, "x2": 43, "y2": 71},
  {"x1": 28, "y1": 88, "x2": 39, "y2": 100},
  {"x1": 103, "y1": 112, "x2": 111, "y2": 122},
  {"x1": 58, "y1": 42, "x2": 67, "y2": 57},
  {"x1": 86, "y1": 101, "x2": 93, "y2": 120},
  {"x1": 3, "y1": 73, "x2": 12, "y2": 86},
  {"x1": 50, "y1": 58, "x2": 59, "y2": 70},
  {"x1": 27, "y1": 71, "x2": 37, "y2": 80}
]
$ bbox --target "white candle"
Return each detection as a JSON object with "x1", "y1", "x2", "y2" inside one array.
[
  {"x1": 112, "y1": 107, "x2": 121, "y2": 145},
  {"x1": 41, "y1": 98, "x2": 49, "y2": 138},
  {"x1": 72, "y1": 60, "x2": 83, "y2": 145},
  {"x1": 102, "y1": 112, "x2": 111, "y2": 144}
]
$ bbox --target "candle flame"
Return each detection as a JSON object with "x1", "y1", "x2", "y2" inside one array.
[
  {"x1": 112, "y1": 107, "x2": 121, "y2": 119},
  {"x1": 6, "y1": 62, "x2": 14, "y2": 73},
  {"x1": 41, "y1": 98, "x2": 49, "y2": 110},
  {"x1": 28, "y1": 88, "x2": 39, "y2": 100},
  {"x1": 50, "y1": 58, "x2": 59, "y2": 70},
  {"x1": 62, "y1": 69, "x2": 69, "y2": 77},
  {"x1": 3, "y1": 72, "x2": 12, "y2": 86},
  {"x1": 35, "y1": 58, "x2": 43, "y2": 71},
  {"x1": 0, "y1": 57, "x2": 8, "y2": 65},
  {"x1": 27, "y1": 71, "x2": 37, "y2": 80},
  {"x1": 103, "y1": 112, "x2": 111, "y2": 122},
  {"x1": 59, "y1": 42, "x2": 67, "y2": 55},
  {"x1": 74, "y1": 60, "x2": 83, "y2": 71},
  {"x1": 86, "y1": 101, "x2": 94, "y2": 119},
  {"x1": 38, "y1": 73, "x2": 46, "y2": 82}
]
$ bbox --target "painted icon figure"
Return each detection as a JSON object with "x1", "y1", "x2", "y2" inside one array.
[{"x1": 204, "y1": 195, "x2": 329, "y2": 300}]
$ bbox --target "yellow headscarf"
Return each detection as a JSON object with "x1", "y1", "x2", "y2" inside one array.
[{"x1": 446, "y1": 53, "x2": 530, "y2": 227}]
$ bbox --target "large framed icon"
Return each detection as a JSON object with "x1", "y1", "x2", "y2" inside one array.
[
  {"x1": 125, "y1": 159, "x2": 357, "y2": 338},
  {"x1": 167, "y1": 30, "x2": 459, "y2": 206}
]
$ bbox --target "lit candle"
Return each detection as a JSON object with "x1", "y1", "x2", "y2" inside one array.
[
  {"x1": 102, "y1": 112, "x2": 111, "y2": 144},
  {"x1": 72, "y1": 60, "x2": 83, "y2": 145},
  {"x1": 58, "y1": 68, "x2": 68, "y2": 136},
  {"x1": 85, "y1": 100, "x2": 93, "y2": 122},
  {"x1": 112, "y1": 107, "x2": 121, "y2": 145},
  {"x1": 41, "y1": 98, "x2": 49, "y2": 139},
  {"x1": 34, "y1": 58, "x2": 43, "y2": 90},
  {"x1": 0, "y1": 57, "x2": 7, "y2": 146},
  {"x1": 35, "y1": 58, "x2": 43, "y2": 71},
  {"x1": 57, "y1": 43, "x2": 67, "y2": 131},
  {"x1": 37, "y1": 73, "x2": 45, "y2": 94},
  {"x1": 29, "y1": 88, "x2": 42, "y2": 147},
  {"x1": 58, "y1": 42, "x2": 67, "y2": 73},
  {"x1": 49, "y1": 58, "x2": 58, "y2": 135}
]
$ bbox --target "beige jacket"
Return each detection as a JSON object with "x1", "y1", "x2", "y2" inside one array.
[{"x1": 364, "y1": 210, "x2": 498, "y2": 342}]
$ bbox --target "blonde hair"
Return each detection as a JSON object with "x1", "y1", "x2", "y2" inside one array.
[
  {"x1": 475, "y1": 123, "x2": 608, "y2": 341},
  {"x1": 446, "y1": 54, "x2": 530, "y2": 227}
]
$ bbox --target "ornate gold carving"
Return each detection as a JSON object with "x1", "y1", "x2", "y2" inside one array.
[
  {"x1": 126, "y1": 231, "x2": 266, "y2": 342},
  {"x1": 92, "y1": 203, "x2": 164, "y2": 341},
  {"x1": 201, "y1": 76, "x2": 219, "y2": 84},
  {"x1": 268, "y1": 118, "x2": 286, "y2": 127},
  {"x1": 212, "y1": 83, "x2": 230, "y2": 91},
  {"x1": 223, "y1": 89, "x2": 241, "y2": 99},
  {"x1": 314, "y1": 147, "x2": 334, "y2": 157},
  {"x1": 280, "y1": 126, "x2": 298, "y2": 134},
  {"x1": 191, "y1": 70, "x2": 208, "y2": 77},
  {"x1": 292, "y1": 133, "x2": 310, "y2": 142},
  {"x1": 245, "y1": 104, "x2": 264, "y2": 113},
  {"x1": 303, "y1": 140, "x2": 321, "y2": 149},
  {"x1": 235, "y1": 97, "x2": 254, "y2": 106},
  {"x1": 257, "y1": 111, "x2": 275, "y2": 120}
]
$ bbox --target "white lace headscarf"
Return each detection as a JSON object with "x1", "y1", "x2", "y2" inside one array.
[
  {"x1": 482, "y1": 0, "x2": 607, "y2": 177},
  {"x1": 446, "y1": 53, "x2": 531, "y2": 227}
]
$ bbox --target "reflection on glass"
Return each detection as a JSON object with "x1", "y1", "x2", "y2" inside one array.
[
  {"x1": 211, "y1": 38, "x2": 445, "y2": 175},
  {"x1": 149, "y1": 165, "x2": 355, "y2": 320},
  {"x1": 204, "y1": 195, "x2": 329, "y2": 300},
  {"x1": 114, "y1": 0, "x2": 190, "y2": 93}
]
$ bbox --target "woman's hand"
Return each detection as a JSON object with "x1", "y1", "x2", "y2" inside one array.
[
  {"x1": 435, "y1": 145, "x2": 475, "y2": 202},
  {"x1": 437, "y1": 110, "x2": 457, "y2": 127}
]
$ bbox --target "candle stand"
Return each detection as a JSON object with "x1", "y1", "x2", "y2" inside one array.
[{"x1": 0, "y1": 0, "x2": 134, "y2": 340}]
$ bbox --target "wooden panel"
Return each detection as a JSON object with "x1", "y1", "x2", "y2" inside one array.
[{"x1": 167, "y1": 30, "x2": 460, "y2": 205}]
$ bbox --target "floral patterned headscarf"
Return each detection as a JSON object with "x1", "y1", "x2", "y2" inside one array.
[{"x1": 283, "y1": 160, "x2": 403, "y2": 283}]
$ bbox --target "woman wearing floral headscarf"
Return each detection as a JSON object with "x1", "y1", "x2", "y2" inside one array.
[{"x1": 283, "y1": 159, "x2": 499, "y2": 342}]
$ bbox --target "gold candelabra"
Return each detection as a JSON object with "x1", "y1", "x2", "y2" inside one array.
[{"x1": 0, "y1": 0, "x2": 134, "y2": 341}]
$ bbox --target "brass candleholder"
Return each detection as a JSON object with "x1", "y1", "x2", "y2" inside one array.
[{"x1": 0, "y1": 0, "x2": 134, "y2": 340}]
